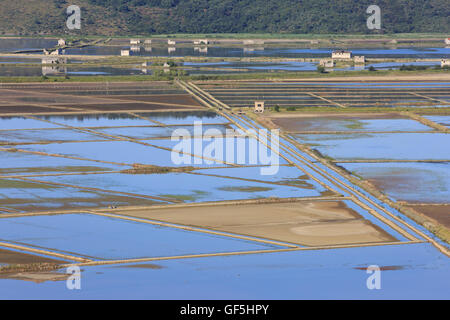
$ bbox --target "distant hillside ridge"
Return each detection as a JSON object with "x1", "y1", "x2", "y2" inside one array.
[{"x1": 0, "y1": 0, "x2": 448, "y2": 35}]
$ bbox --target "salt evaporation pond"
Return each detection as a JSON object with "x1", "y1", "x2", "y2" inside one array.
[
  {"x1": 337, "y1": 162, "x2": 450, "y2": 203},
  {"x1": 292, "y1": 132, "x2": 450, "y2": 160}
]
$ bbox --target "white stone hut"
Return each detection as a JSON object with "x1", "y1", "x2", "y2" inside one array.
[
  {"x1": 332, "y1": 50, "x2": 352, "y2": 59},
  {"x1": 254, "y1": 101, "x2": 265, "y2": 113}
]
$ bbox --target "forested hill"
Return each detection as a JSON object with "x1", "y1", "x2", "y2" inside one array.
[{"x1": 0, "y1": 0, "x2": 449, "y2": 35}]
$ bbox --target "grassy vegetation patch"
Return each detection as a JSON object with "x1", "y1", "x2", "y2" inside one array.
[
  {"x1": 0, "y1": 166, "x2": 110, "y2": 175},
  {"x1": 0, "y1": 263, "x2": 61, "y2": 274},
  {"x1": 344, "y1": 120, "x2": 365, "y2": 130},
  {"x1": 159, "y1": 190, "x2": 210, "y2": 201},
  {"x1": 121, "y1": 164, "x2": 196, "y2": 174}
]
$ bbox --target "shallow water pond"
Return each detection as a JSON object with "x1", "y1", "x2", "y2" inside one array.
[
  {"x1": 96, "y1": 124, "x2": 231, "y2": 140},
  {"x1": 277, "y1": 117, "x2": 432, "y2": 132},
  {"x1": 0, "y1": 178, "x2": 164, "y2": 212},
  {"x1": 292, "y1": 132, "x2": 450, "y2": 160},
  {"x1": 0, "y1": 117, "x2": 60, "y2": 130},
  {"x1": 37, "y1": 171, "x2": 324, "y2": 203},
  {"x1": 0, "y1": 213, "x2": 282, "y2": 260},
  {"x1": 0, "y1": 128, "x2": 106, "y2": 143},
  {"x1": 423, "y1": 115, "x2": 450, "y2": 128},
  {"x1": 33, "y1": 113, "x2": 155, "y2": 128},
  {"x1": 338, "y1": 162, "x2": 450, "y2": 203},
  {"x1": 136, "y1": 111, "x2": 228, "y2": 125},
  {"x1": 18, "y1": 140, "x2": 236, "y2": 167},
  {"x1": 146, "y1": 136, "x2": 290, "y2": 166},
  {"x1": 0, "y1": 150, "x2": 124, "y2": 176},
  {"x1": 0, "y1": 242, "x2": 448, "y2": 299},
  {"x1": 195, "y1": 165, "x2": 321, "y2": 188}
]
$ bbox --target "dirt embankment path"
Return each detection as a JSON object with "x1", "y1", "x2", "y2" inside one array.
[{"x1": 201, "y1": 73, "x2": 450, "y2": 83}]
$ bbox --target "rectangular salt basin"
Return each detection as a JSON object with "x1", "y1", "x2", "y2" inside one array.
[
  {"x1": 1, "y1": 242, "x2": 448, "y2": 299},
  {"x1": 0, "y1": 178, "x2": 164, "y2": 212},
  {"x1": 19, "y1": 134, "x2": 287, "y2": 167},
  {"x1": 422, "y1": 115, "x2": 450, "y2": 128},
  {"x1": 96, "y1": 124, "x2": 231, "y2": 140},
  {"x1": 195, "y1": 165, "x2": 323, "y2": 189},
  {"x1": 37, "y1": 171, "x2": 326, "y2": 203},
  {"x1": 248, "y1": 81, "x2": 450, "y2": 88},
  {"x1": 18, "y1": 140, "x2": 230, "y2": 168},
  {"x1": 0, "y1": 213, "x2": 283, "y2": 260},
  {"x1": 338, "y1": 162, "x2": 450, "y2": 203},
  {"x1": 60, "y1": 89, "x2": 185, "y2": 96},
  {"x1": 292, "y1": 133, "x2": 450, "y2": 160},
  {"x1": 0, "y1": 128, "x2": 106, "y2": 143},
  {"x1": 146, "y1": 136, "x2": 290, "y2": 166},
  {"x1": 0, "y1": 150, "x2": 125, "y2": 175},
  {"x1": 274, "y1": 117, "x2": 432, "y2": 132}
]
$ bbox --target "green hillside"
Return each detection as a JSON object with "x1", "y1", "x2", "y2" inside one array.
[{"x1": 0, "y1": 0, "x2": 448, "y2": 35}]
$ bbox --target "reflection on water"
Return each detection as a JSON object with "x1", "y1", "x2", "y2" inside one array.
[
  {"x1": 1, "y1": 39, "x2": 449, "y2": 77},
  {"x1": 1, "y1": 37, "x2": 449, "y2": 58},
  {"x1": 1, "y1": 46, "x2": 448, "y2": 76},
  {"x1": 34, "y1": 113, "x2": 156, "y2": 127},
  {"x1": 0, "y1": 38, "x2": 57, "y2": 52},
  {"x1": 33, "y1": 111, "x2": 225, "y2": 127},
  {"x1": 55, "y1": 46, "x2": 450, "y2": 59},
  {"x1": 136, "y1": 111, "x2": 227, "y2": 124}
]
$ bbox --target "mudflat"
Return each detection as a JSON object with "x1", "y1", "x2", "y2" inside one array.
[
  {"x1": 113, "y1": 200, "x2": 397, "y2": 246},
  {"x1": 267, "y1": 113, "x2": 406, "y2": 132},
  {"x1": 96, "y1": 94, "x2": 202, "y2": 106},
  {"x1": 408, "y1": 204, "x2": 450, "y2": 228},
  {"x1": 0, "y1": 248, "x2": 66, "y2": 265}
]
